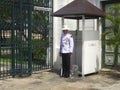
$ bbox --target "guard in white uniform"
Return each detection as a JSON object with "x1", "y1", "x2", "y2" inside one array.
[{"x1": 60, "y1": 25, "x2": 74, "y2": 78}]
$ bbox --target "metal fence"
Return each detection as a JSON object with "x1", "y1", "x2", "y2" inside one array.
[
  {"x1": 0, "y1": 0, "x2": 53, "y2": 79},
  {"x1": 32, "y1": 0, "x2": 53, "y2": 71}
]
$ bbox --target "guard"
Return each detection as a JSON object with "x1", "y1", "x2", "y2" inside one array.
[{"x1": 60, "y1": 25, "x2": 74, "y2": 78}]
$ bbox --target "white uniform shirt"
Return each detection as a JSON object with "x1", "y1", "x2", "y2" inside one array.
[{"x1": 60, "y1": 33, "x2": 74, "y2": 53}]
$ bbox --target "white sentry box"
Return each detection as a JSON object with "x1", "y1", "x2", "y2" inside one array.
[
  {"x1": 70, "y1": 30, "x2": 101, "y2": 77},
  {"x1": 53, "y1": 0, "x2": 103, "y2": 77}
]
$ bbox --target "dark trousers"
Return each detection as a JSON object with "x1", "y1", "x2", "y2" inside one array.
[{"x1": 62, "y1": 53, "x2": 70, "y2": 77}]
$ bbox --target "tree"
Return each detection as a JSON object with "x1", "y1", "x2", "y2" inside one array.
[{"x1": 102, "y1": 4, "x2": 120, "y2": 66}]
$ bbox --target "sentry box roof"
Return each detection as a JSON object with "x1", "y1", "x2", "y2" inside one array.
[{"x1": 53, "y1": 0, "x2": 105, "y2": 19}]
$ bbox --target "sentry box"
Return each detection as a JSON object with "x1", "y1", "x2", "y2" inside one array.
[{"x1": 53, "y1": 0, "x2": 104, "y2": 77}]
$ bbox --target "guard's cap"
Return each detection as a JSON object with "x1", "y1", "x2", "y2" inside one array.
[{"x1": 62, "y1": 25, "x2": 69, "y2": 30}]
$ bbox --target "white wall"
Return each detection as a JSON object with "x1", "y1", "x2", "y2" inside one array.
[{"x1": 53, "y1": 0, "x2": 74, "y2": 70}]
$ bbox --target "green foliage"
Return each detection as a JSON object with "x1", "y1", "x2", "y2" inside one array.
[
  {"x1": 102, "y1": 4, "x2": 120, "y2": 66},
  {"x1": 0, "y1": 0, "x2": 11, "y2": 25},
  {"x1": 102, "y1": 4, "x2": 120, "y2": 47},
  {"x1": 32, "y1": 11, "x2": 49, "y2": 37},
  {"x1": 32, "y1": 38, "x2": 49, "y2": 65}
]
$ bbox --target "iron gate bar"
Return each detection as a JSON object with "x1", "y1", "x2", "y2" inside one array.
[
  {"x1": 19, "y1": 0, "x2": 23, "y2": 76},
  {"x1": 11, "y1": 0, "x2": 15, "y2": 77},
  {"x1": 28, "y1": 0, "x2": 32, "y2": 74}
]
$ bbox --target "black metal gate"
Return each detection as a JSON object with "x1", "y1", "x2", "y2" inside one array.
[
  {"x1": 32, "y1": 0, "x2": 53, "y2": 71},
  {"x1": 0, "y1": 0, "x2": 32, "y2": 78},
  {"x1": 0, "y1": 0, "x2": 53, "y2": 79}
]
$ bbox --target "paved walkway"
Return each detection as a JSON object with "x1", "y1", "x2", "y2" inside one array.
[{"x1": 0, "y1": 68, "x2": 120, "y2": 90}]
